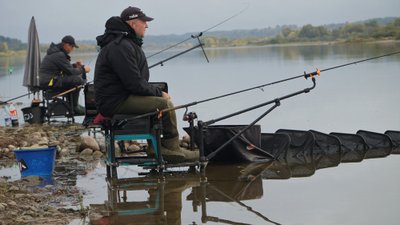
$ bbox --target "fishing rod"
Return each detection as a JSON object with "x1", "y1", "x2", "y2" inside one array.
[
  {"x1": 146, "y1": 4, "x2": 249, "y2": 59},
  {"x1": 117, "y1": 50, "x2": 400, "y2": 125},
  {"x1": 195, "y1": 50, "x2": 400, "y2": 105},
  {"x1": 148, "y1": 33, "x2": 209, "y2": 69},
  {"x1": 147, "y1": 4, "x2": 250, "y2": 67},
  {"x1": 0, "y1": 92, "x2": 33, "y2": 105}
]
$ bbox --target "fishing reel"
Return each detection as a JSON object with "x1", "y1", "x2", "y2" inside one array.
[{"x1": 183, "y1": 108, "x2": 197, "y2": 122}]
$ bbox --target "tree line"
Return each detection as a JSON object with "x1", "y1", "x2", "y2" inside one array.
[
  {"x1": 0, "y1": 36, "x2": 26, "y2": 53},
  {"x1": 203, "y1": 17, "x2": 400, "y2": 47}
]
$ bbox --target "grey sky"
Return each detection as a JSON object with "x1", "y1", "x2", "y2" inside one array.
[{"x1": 1, "y1": 0, "x2": 399, "y2": 43}]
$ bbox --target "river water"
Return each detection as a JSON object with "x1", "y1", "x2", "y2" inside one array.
[{"x1": 1, "y1": 42, "x2": 400, "y2": 225}]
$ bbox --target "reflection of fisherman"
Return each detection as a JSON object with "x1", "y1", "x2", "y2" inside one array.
[
  {"x1": 39, "y1": 35, "x2": 91, "y2": 115},
  {"x1": 149, "y1": 180, "x2": 197, "y2": 225},
  {"x1": 90, "y1": 164, "x2": 273, "y2": 225},
  {"x1": 91, "y1": 178, "x2": 199, "y2": 225}
]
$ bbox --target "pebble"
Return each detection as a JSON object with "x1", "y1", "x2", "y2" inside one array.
[
  {"x1": 92, "y1": 151, "x2": 103, "y2": 159},
  {"x1": 0, "y1": 203, "x2": 6, "y2": 211},
  {"x1": 7, "y1": 200, "x2": 17, "y2": 206},
  {"x1": 80, "y1": 148, "x2": 93, "y2": 156},
  {"x1": 9, "y1": 185, "x2": 20, "y2": 191}
]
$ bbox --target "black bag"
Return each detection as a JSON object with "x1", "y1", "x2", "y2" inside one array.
[{"x1": 185, "y1": 125, "x2": 273, "y2": 163}]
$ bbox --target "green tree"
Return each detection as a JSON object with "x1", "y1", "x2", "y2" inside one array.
[
  {"x1": 0, "y1": 42, "x2": 9, "y2": 52},
  {"x1": 298, "y1": 24, "x2": 329, "y2": 39}
]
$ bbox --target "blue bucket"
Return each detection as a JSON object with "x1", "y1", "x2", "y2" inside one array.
[{"x1": 13, "y1": 147, "x2": 56, "y2": 177}]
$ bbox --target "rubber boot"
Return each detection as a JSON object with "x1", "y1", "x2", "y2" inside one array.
[
  {"x1": 147, "y1": 142, "x2": 186, "y2": 164},
  {"x1": 161, "y1": 137, "x2": 199, "y2": 162},
  {"x1": 69, "y1": 90, "x2": 85, "y2": 115}
]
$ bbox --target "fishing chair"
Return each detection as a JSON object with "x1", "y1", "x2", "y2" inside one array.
[
  {"x1": 91, "y1": 82, "x2": 169, "y2": 179},
  {"x1": 102, "y1": 113, "x2": 164, "y2": 179},
  {"x1": 42, "y1": 88, "x2": 75, "y2": 123}
]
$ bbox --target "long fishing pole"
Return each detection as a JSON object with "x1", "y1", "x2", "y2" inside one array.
[
  {"x1": 146, "y1": 4, "x2": 249, "y2": 59},
  {"x1": 148, "y1": 36, "x2": 207, "y2": 69},
  {"x1": 0, "y1": 92, "x2": 33, "y2": 105},
  {"x1": 117, "y1": 50, "x2": 400, "y2": 126},
  {"x1": 194, "y1": 50, "x2": 400, "y2": 105}
]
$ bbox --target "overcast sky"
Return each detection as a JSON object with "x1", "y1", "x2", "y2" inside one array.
[{"x1": 1, "y1": 0, "x2": 399, "y2": 43}]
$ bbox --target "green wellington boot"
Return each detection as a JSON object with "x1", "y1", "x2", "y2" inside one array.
[{"x1": 161, "y1": 137, "x2": 199, "y2": 162}]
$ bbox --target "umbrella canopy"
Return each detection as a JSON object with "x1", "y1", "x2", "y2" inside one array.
[{"x1": 23, "y1": 16, "x2": 41, "y2": 93}]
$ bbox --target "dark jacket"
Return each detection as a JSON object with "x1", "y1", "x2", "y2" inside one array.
[
  {"x1": 39, "y1": 43, "x2": 84, "y2": 88},
  {"x1": 94, "y1": 16, "x2": 161, "y2": 117}
]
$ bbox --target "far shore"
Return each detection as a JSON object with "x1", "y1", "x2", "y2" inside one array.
[{"x1": 1, "y1": 39, "x2": 399, "y2": 57}]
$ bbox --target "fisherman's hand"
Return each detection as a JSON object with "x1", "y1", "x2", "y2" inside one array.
[
  {"x1": 162, "y1": 91, "x2": 171, "y2": 100},
  {"x1": 75, "y1": 60, "x2": 83, "y2": 67},
  {"x1": 83, "y1": 65, "x2": 91, "y2": 73}
]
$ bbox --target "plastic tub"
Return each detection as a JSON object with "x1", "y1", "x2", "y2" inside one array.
[{"x1": 13, "y1": 147, "x2": 56, "y2": 177}]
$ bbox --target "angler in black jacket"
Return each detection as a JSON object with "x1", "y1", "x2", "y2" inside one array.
[
  {"x1": 39, "y1": 35, "x2": 91, "y2": 115},
  {"x1": 94, "y1": 6, "x2": 198, "y2": 162}
]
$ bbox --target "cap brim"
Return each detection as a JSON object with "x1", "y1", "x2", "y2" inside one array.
[
  {"x1": 74, "y1": 44, "x2": 79, "y2": 48},
  {"x1": 140, "y1": 16, "x2": 153, "y2": 22}
]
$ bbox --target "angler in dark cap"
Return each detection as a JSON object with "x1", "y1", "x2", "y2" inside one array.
[
  {"x1": 39, "y1": 35, "x2": 91, "y2": 115},
  {"x1": 120, "y1": 6, "x2": 154, "y2": 22},
  {"x1": 94, "y1": 6, "x2": 198, "y2": 162},
  {"x1": 61, "y1": 35, "x2": 79, "y2": 48}
]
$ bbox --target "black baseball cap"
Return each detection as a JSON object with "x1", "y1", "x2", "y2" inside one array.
[
  {"x1": 62, "y1": 35, "x2": 79, "y2": 48},
  {"x1": 120, "y1": 6, "x2": 153, "y2": 22}
]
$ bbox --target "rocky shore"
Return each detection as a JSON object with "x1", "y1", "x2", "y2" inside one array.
[
  {"x1": 0, "y1": 124, "x2": 108, "y2": 225},
  {"x1": 0, "y1": 123, "x2": 192, "y2": 225}
]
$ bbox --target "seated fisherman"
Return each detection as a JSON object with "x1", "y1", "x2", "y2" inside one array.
[
  {"x1": 94, "y1": 6, "x2": 198, "y2": 162},
  {"x1": 39, "y1": 35, "x2": 91, "y2": 115}
]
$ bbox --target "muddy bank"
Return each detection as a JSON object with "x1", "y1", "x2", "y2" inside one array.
[{"x1": 0, "y1": 175, "x2": 84, "y2": 225}]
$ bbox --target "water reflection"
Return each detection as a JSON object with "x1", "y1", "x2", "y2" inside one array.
[
  {"x1": 89, "y1": 128, "x2": 400, "y2": 224},
  {"x1": 90, "y1": 162, "x2": 278, "y2": 225}
]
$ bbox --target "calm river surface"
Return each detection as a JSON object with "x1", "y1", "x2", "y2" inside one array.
[{"x1": 1, "y1": 42, "x2": 400, "y2": 225}]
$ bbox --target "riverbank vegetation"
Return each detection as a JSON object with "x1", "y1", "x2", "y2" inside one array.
[
  {"x1": 202, "y1": 17, "x2": 400, "y2": 47},
  {"x1": 1, "y1": 17, "x2": 399, "y2": 55}
]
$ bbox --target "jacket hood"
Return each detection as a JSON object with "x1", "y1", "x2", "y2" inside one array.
[
  {"x1": 46, "y1": 43, "x2": 70, "y2": 60},
  {"x1": 96, "y1": 16, "x2": 143, "y2": 48},
  {"x1": 46, "y1": 43, "x2": 63, "y2": 55}
]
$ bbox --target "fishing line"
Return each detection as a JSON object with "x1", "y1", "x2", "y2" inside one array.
[{"x1": 146, "y1": 4, "x2": 250, "y2": 59}]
